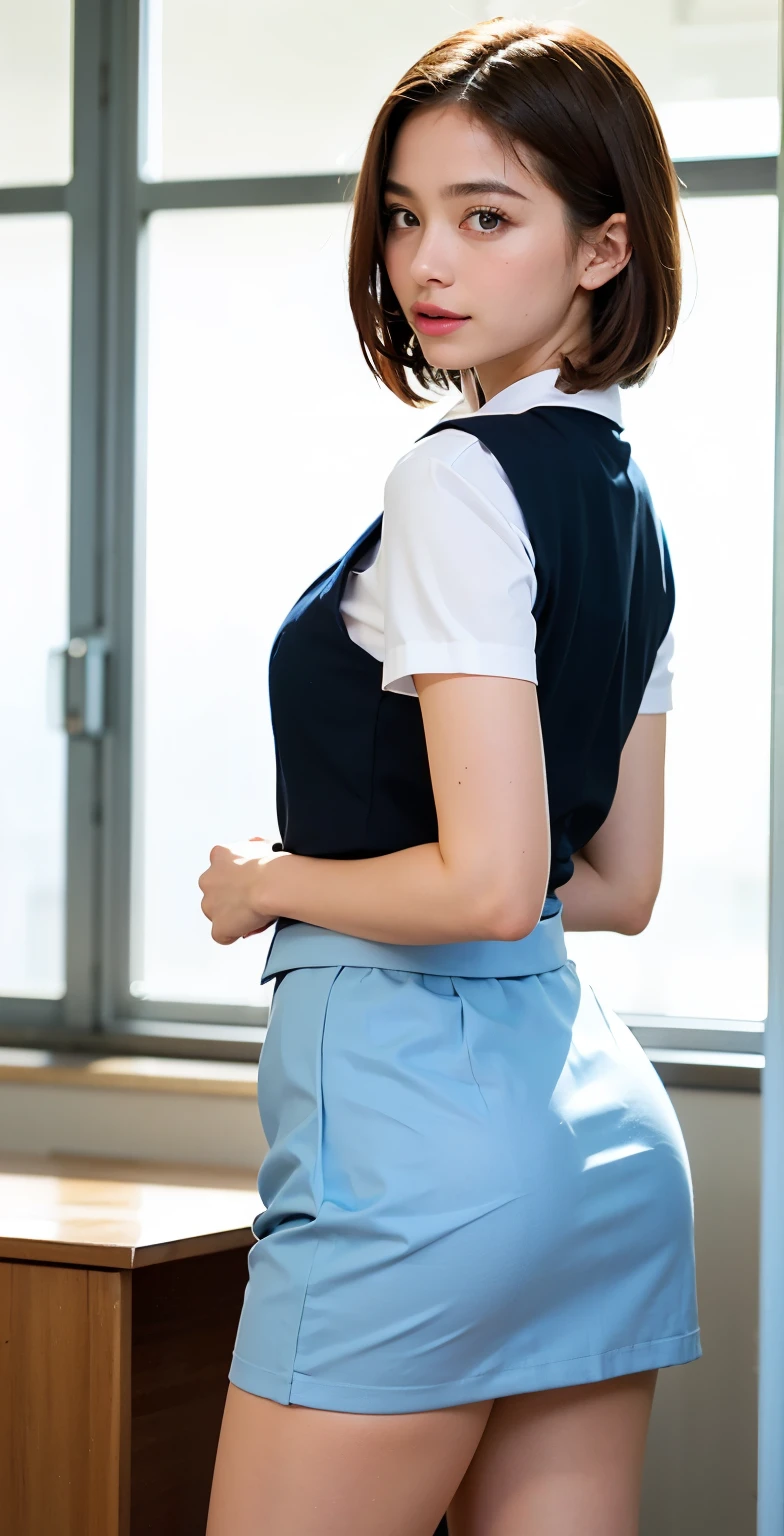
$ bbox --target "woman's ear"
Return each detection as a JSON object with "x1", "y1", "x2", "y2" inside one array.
[{"x1": 578, "y1": 212, "x2": 633, "y2": 293}]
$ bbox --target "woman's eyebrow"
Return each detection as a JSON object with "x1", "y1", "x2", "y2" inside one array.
[{"x1": 383, "y1": 178, "x2": 530, "y2": 201}]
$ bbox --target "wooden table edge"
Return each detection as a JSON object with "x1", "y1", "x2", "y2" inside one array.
[{"x1": 0, "y1": 1224, "x2": 257, "y2": 1269}]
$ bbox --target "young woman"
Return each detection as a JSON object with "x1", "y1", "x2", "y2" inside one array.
[{"x1": 199, "y1": 18, "x2": 701, "y2": 1535}]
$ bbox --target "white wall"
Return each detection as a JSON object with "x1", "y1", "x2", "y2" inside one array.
[
  {"x1": 0, "y1": 1079, "x2": 268, "y2": 1168},
  {"x1": 642, "y1": 1088, "x2": 759, "y2": 1535}
]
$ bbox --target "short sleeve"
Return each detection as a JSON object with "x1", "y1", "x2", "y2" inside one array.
[
  {"x1": 638, "y1": 620, "x2": 674, "y2": 713},
  {"x1": 379, "y1": 446, "x2": 539, "y2": 698}
]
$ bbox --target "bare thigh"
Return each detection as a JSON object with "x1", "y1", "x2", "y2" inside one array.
[
  {"x1": 446, "y1": 1369, "x2": 659, "y2": 1536},
  {"x1": 205, "y1": 1382, "x2": 495, "y2": 1536}
]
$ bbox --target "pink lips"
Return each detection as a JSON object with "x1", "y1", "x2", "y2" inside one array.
[{"x1": 413, "y1": 311, "x2": 470, "y2": 336}]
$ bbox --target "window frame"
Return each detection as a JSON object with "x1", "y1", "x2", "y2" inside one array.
[{"x1": 0, "y1": 0, "x2": 779, "y2": 1084}]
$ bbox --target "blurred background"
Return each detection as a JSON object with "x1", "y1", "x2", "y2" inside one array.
[
  {"x1": 0, "y1": 6, "x2": 782, "y2": 1530},
  {"x1": 0, "y1": 0, "x2": 778, "y2": 1029}
]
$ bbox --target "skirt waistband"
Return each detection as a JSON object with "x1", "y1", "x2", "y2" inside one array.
[{"x1": 261, "y1": 911, "x2": 568, "y2": 982}]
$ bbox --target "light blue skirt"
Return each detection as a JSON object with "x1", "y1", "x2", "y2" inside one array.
[{"x1": 229, "y1": 911, "x2": 701, "y2": 1413}]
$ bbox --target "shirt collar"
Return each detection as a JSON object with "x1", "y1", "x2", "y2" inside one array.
[{"x1": 441, "y1": 366, "x2": 623, "y2": 428}]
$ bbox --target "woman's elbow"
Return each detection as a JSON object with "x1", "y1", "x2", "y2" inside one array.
[
  {"x1": 490, "y1": 909, "x2": 539, "y2": 942},
  {"x1": 446, "y1": 848, "x2": 548, "y2": 943},
  {"x1": 616, "y1": 887, "x2": 658, "y2": 936},
  {"x1": 476, "y1": 887, "x2": 542, "y2": 943}
]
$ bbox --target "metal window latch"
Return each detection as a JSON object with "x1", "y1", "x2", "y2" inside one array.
[{"x1": 47, "y1": 634, "x2": 110, "y2": 739}]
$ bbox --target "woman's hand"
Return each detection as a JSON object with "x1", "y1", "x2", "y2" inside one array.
[{"x1": 198, "y1": 836, "x2": 283, "y2": 945}]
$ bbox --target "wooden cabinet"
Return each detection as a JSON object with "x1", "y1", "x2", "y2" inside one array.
[{"x1": 0, "y1": 1155, "x2": 259, "y2": 1536}]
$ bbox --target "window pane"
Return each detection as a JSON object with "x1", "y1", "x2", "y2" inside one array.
[
  {"x1": 135, "y1": 198, "x2": 775, "y2": 1023},
  {"x1": 133, "y1": 205, "x2": 437, "y2": 1005},
  {"x1": 137, "y1": 201, "x2": 774, "y2": 1019},
  {"x1": 566, "y1": 195, "x2": 776, "y2": 1023},
  {"x1": 144, "y1": 0, "x2": 778, "y2": 181},
  {"x1": 0, "y1": 2, "x2": 72, "y2": 187},
  {"x1": 579, "y1": 0, "x2": 779, "y2": 158},
  {"x1": 0, "y1": 215, "x2": 71, "y2": 997}
]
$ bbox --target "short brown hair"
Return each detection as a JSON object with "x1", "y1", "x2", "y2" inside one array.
[{"x1": 348, "y1": 17, "x2": 682, "y2": 405}]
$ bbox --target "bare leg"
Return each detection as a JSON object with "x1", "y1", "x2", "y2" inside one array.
[
  {"x1": 446, "y1": 1369, "x2": 659, "y2": 1536},
  {"x1": 205, "y1": 1382, "x2": 495, "y2": 1536}
]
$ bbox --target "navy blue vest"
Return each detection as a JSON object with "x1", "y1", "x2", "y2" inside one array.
[{"x1": 267, "y1": 405, "x2": 674, "y2": 927}]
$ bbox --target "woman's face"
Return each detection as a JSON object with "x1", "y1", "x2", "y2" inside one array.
[{"x1": 382, "y1": 101, "x2": 627, "y2": 401}]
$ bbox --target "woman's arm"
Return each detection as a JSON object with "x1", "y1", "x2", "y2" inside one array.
[
  {"x1": 555, "y1": 712, "x2": 667, "y2": 935},
  {"x1": 249, "y1": 672, "x2": 551, "y2": 946}
]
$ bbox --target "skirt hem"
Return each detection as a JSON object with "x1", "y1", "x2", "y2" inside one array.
[{"x1": 228, "y1": 1328, "x2": 702, "y2": 1414}]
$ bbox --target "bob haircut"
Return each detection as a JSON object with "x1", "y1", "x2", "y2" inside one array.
[{"x1": 348, "y1": 17, "x2": 682, "y2": 405}]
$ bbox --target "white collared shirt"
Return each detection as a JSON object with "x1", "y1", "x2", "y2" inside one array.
[{"x1": 340, "y1": 366, "x2": 674, "y2": 709}]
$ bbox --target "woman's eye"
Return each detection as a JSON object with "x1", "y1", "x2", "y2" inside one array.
[
  {"x1": 383, "y1": 205, "x2": 508, "y2": 234},
  {"x1": 464, "y1": 206, "x2": 507, "y2": 233},
  {"x1": 384, "y1": 207, "x2": 416, "y2": 230}
]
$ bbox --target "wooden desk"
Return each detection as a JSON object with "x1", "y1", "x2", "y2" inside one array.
[{"x1": 0, "y1": 1153, "x2": 260, "y2": 1536}]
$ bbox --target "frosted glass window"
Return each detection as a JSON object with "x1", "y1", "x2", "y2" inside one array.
[
  {"x1": 575, "y1": 0, "x2": 779, "y2": 158},
  {"x1": 134, "y1": 196, "x2": 776, "y2": 1022},
  {"x1": 567, "y1": 196, "x2": 777, "y2": 1023},
  {"x1": 132, "y1": 205, "x2": 435, "y2": 1005},
  {"x1": 0, "y1": 2, "x2": 73, "y2": 187},
  {"x1": 0, "y1": 216, "x2": 71, "y2": 998},
  {"x1": 144, "y1": 0, "x2": 778, "y2": 181},
  {"x1": 136, "y1": 201, "x2": 777, "y2": 1019}
]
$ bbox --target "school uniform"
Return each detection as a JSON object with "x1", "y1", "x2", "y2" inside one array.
[{"x1": 228, "y1": 367, "x2": 701, "y2": 1413}]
